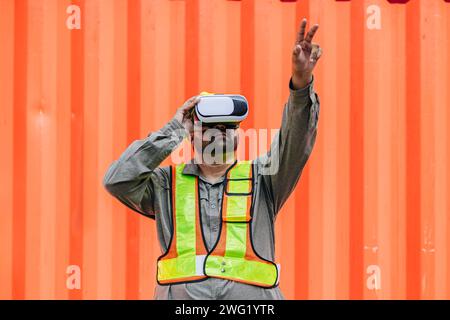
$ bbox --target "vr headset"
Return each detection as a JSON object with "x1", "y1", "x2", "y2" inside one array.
[{"x1": 194, "y1": 94, "x2": 249, "y2": 124}]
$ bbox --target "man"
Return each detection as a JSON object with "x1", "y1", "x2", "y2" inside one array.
[{"x1": 103, "y1": 18, "x2": 322, "y2": 300}]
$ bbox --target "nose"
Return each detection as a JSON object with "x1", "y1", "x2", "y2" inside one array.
[{"x1": 213, "y1": 124, "x2": 227, "y2": 131}]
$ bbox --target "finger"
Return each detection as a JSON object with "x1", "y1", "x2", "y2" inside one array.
[
  {"x1": 192, "y1": 96, "x2": 200, "y2": 104},
  {"x1": 292, "y1": 44, "x2": 302, "y2": 57},
  {"x1": 191, "y1": 96, "x2": 201, "y2": 110},
  {"x1": 300, "y1": 41, "x2": 312, "y2": 54},
  {"x1": 310, "y1": 43, "x2": 319, "y2": 55},
  {"x1": 189, "y1": 95, "x2": 201, "y2": 105},
  {"x1": 305, "y1": 24, "x2": 319, "y2": 43},
  {"x1": 316, "y1": 47, "x2": 323, "y2": 60},
  {"x1": 181, "y1": 96, "x2": 199, "y2": 111},
  {"x1": 310, "y1": 50, "x2": 318, "y2": 63},
  {"x1": 310, "y1": 47, "x2": 322, "y2": 64},
  {"x1": 296, "y1": 18, "x2": 307, "y2": 44}
]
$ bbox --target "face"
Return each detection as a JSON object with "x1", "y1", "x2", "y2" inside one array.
[{"x1": 191, "y1": 119, "x2": 240, "y2": 165}]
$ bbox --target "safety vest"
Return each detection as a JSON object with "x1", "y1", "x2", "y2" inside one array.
[{"x1": 156, "y1": 160, "x2": 280, "y2": 288}]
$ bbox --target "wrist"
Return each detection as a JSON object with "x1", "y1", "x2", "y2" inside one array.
[{"x1": 291, "y1": 72, "x2": 312, "y2": 90}]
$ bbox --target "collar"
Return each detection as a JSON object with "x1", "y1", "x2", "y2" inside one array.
[
  {"x1": 181, "y1": 158, "x2": 237, "y2": 185},
  {"x1": 181, "y1": 160, "x2": 201, "y2": 176}
]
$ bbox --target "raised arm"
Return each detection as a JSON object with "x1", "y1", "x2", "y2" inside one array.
[{"x1": 257, "y1": 18, "x2": 323, "y2": 214}]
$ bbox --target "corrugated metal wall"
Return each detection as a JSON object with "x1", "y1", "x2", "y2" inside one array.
[{"x1": 0, "y1": 0, "x2": 449, "y2": 300}]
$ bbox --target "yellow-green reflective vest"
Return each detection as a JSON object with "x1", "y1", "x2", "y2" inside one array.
[{"x1": 157, "y1": 160, "x2": 280, "y2": 288}]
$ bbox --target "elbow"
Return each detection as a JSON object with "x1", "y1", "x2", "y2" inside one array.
[
  {"x1": 102, "y1": 163, "x2": 120, "y2": 196},
  {"x1": 103, "y1": 174, "x2": 116, "y2": 196},
  {"x1": 103, "y1": 177, "x2": 127, "y2": 201}
]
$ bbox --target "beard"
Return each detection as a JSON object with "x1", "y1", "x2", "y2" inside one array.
[{"x1": 193, "y1": 131, "x2": 238, "y2": 165}]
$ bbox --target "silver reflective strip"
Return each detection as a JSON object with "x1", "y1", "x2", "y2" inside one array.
[
  {"x1": 195, "y1": 255, "x2": 207, "y2": 276},
  {"x1": 275, "y1": 263, "x2": 281, "y2": 286}
]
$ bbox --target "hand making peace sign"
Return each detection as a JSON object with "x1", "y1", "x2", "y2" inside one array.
[{"x1": 291, "y1": 18, "x2": 323, "y2": 89}]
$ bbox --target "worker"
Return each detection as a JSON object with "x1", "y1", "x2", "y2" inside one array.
[{"x1": 103, "y1": 18, "x2": 322, "y2": 300}]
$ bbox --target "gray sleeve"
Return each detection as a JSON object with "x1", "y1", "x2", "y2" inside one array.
[
  {"x1": 102, "y1": 118, "x2": 187, "y2": 219},
  {"x1": 256, "y1": 74, "x2": 320, "y2": 214}
]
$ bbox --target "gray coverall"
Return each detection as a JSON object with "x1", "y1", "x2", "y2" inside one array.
[{"x1": 103, "y1": 76, "x2": 320, "y2": 299}]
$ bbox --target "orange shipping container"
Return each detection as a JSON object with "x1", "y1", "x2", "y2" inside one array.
[{"x1": 0, "y1": 0, "x2": 449, "y2": 299}]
